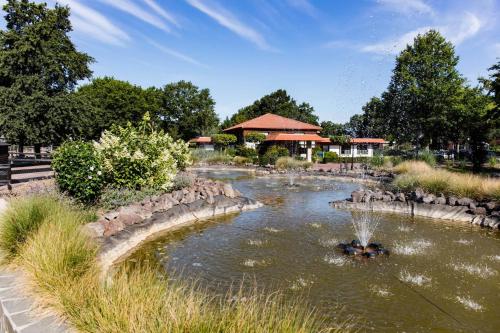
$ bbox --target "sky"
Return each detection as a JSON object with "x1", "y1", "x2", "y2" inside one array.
[{"x1": 1, "y1": 0, "x2": 499, "y2": 123}]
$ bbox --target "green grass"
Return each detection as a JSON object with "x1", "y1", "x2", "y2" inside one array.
[
  {"x1": 275, "y1": 157, "x2": 312, "y2": 171},
  {"x1": 0, "y1": 196, "x2": 350, "y2": 333}
]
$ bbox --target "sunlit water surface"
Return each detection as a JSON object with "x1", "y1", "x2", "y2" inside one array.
[{"x1": 127, "y1": 170, "x2": 500, "y2": 332}]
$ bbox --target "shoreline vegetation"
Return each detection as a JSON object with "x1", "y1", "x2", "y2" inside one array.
[{"x1": 0, "y1": 195, "x2": 351, "y2": 333}]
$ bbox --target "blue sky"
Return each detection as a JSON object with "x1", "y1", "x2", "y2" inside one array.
[{"x1": 1, "y1": 0, "x2": 499, "y2": 123}]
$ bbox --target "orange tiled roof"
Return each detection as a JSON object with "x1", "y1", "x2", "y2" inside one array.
[
  {"x1": 224, "y1": 113, "x2": 322, "y2": 131},
  {"x1": 265, "y1": 133, "x2": 329, "y2": 142},
  {"x1": 189, "y1": 136, "x2": 212, "y2": 143},
  {"x1": 350, "y1": 138, "x2": 387, "y2": 144}
]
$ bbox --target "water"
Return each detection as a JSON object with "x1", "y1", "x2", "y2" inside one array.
[
  {"x1": 351, "y1": 211, "x2": 380, "y2": 247},
  {"x1": 127, "y1": 170, "x2": 500, "y2": 332}
]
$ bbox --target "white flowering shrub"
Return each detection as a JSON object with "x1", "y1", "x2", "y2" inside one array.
[
  {"x1": 94, "y1": 113, "x2": 192, "y2": 190},
  {"x1": 52, "y1": 141, "x2": 105, "y2": 203}
]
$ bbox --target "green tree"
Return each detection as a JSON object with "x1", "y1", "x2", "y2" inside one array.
[
  {"x1": 223, "y1": 89, "x2": 318, "y2": 128},
  {"x1": 0, "y1": 0, "x2": 93, "y2": 150},
  {"x1": 319, "y1": 121, "x2": 345, "y2": 137},
  {"x1": 383, "y1": 30, "x2": 465, "y2": 148},
  {"x1": 75, "y1": 77, "x2": 160, "y2": 140},
  {"x1": 212, "y1": 133, "x2": 236, "y2": 151},
  {"x1": 244, "y1": 131, "x2": 266, "y2": 144},
  {"x1": 157, "y1": 80, "x2": 219, "y2": 141}
]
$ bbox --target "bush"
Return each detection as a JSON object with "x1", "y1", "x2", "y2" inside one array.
[
  {"x1": 323, "y1": 151, "x2": 339, "y2": 163},
  {"x1": 259, "y1": 146, "x2": 289, "y2": 166},
  {"x1": 191, "y1": 149, "x2": 233, "y2": 164},
  {"x1": 212, "y1": 133, "x2": 237, "y2": 150},
  {"x1": 417, "y1": 150, "x2": 436, "y2": 167},
  {"x1": 244, "y1": 132, "x2": 266, "y2": 144},
  {"x1": 236, "y1": 145, "x2": 258, "y2": 159},
  {"x1": 52, "y1": 141, "x2": 105, "y2": 203},
  {"x1": 488, "y1": 156, "x2": 498, "y2": 168},
  {"x1": 233, "y1": 156, "x2": 250, "y2": 165},
  {"x1": 312, "y1": 147, "x2": 323, "y2": 163},
  {"x1": 391, "y1": 155, "x2": 403, "y2": 166},
  {"x1": 275, "y1": 157, "x2": 312, "y2": 170},
  {"x1": 370, "y1": 153, "x2": 384, "y2": 168},
  {"x1": 99, "y1": 187, "x2": 162, "y2": 210},
  {"x1": 95, "y1": 113, "x2": 191, "y2": 191}
]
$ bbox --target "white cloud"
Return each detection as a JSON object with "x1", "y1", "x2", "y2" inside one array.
[
  {"x1": 142, "y1": 0, "x2": 180, "y2": 27},
  {"x1": 57, "y1": 0, "x2": 130, "y2": 46},
  {"x1": 362, "y1": 12, "x2": 483, "y2": 55},
  {"x1": 146, "y1": 38, "x2": 207, "y2": 68},
  {"x1": 287, "y1": 0, "x2": 318, "y2": 17},
  {"x1": 101, "y1": 0, "x2": 171, "y2": 33},
  {"x1": 186, "y1": 0, "x2": 272, "y2": 51},
  {"x1": 376, "y1": 0, "x2": 434, "y2": 15}
]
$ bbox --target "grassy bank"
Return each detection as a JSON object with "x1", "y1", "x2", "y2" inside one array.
[
  {"x1": 0, "y1": 196, "x2": 348, "y2": 333},
  {"x1": 275, "y1": 157, "x2": 312, "y2": 170},
  {"x1": 393, "y1": 161, "x2": 500, "y2": 200}
]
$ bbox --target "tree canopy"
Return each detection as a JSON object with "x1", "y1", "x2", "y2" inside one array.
[
  {"x1": 157, "y1": 80, "x2": 219, "y2": 141},
  {"x1": 0, "y1": 0, "x2": 93, "y2": 147},
  {"x1": 222, "y1": 89, "x2": 319, "y2": 128},
  {"x1": 319, "y1": 121, "x2": 345, "y2": 137}
]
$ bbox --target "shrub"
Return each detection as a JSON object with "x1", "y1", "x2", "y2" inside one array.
[
  {"x1": 391, "y1": 155, "x2": 403, "y2": 166},
  {"x1": 236, "y1": 145, "x2": 258, "y2": 159},
  {"x1": 233, "y1": 156, "x2": 250, "y2": 165},
  {"x1": 312, "y1": 147, "x2": 323, "y2": 163},
  {"x1": 99, "y1": 187, "x2": 162, "y2": 210},
  {"x1": 244, "y1": 132, "x2": 266, "y2": 144},
  {"x1": 488, "y1": 156, "x2": 498, "y2": 168},
  {"x1": 95, "y1": 113, "x2": 190, "y2": 191},
  {"x1": 52, "y1": 141, "x2": 105, "y2": 203},
  {"x1": 191, "y1": 149, "x2": 233, "y2": 165},
  {"x1": 275, "y1": 157, "x2": 312, "y2": 170},
  {"x1": 0, "y1": 196, "x2": 63, "y2": 260},
  {"x1": 171, "y1": 173, "x2": 196, "y2": 190},
  {"x1": 323, "y1": 151, "x2": 339, "y2": 163},
  {"x1": 259, "y1": 146, "x2": 289, "y2": 166},
  {"x1": 417, "y1": 150, "x2": 436, "y2": 167},
  {"x1": 370, "y1": 153, "x2": 384, "y2": 168}
]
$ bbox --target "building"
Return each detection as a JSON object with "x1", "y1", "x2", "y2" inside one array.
[
  {"x1": 223, "y1": 113, "x2": 328, "y2": 162},
  {"x1": 188, "y1": 136, "x2": 214, "y2": 151},
  {"x1": 324, "y1": 138, "x2": 388, "y2": 158}
]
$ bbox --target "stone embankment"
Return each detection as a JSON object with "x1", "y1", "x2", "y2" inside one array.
[
  {"x1": 85, "y1": 178, "x2": 262, "y2": 272},
  {"x1": 331, "y1": 188, "x2": 500, "y2": 230}
]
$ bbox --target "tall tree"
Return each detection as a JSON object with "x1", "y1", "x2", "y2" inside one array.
[
  {"x1": 320, "y1": 121, "x2": 345, "y2": 137},
  {"x1": 75, "y1": 77, "x2": 160, "y2": 140},
  {"x1": 157, "y1": 80, "x2": 219, "y2": 141},
  {"x1": 383, "y1": 30, "x2": 465, "y2": 148},
  {"x1": 223, "y1": 89, "x2": 319, "y2": 128},
  {"x1": 0, "y1": 0, "x2": 93, "y2": 148}
]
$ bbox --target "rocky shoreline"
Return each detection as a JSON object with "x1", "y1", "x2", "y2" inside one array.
[
  {"x1": 331, "y1": 188, "x2": 500, "y2": 229},
  {"x1": 85, "y1": 178, "x2": 262, "y2": 272}
]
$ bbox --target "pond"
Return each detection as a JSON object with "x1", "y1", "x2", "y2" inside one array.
[{"x1": 127, "y1": 170, "x2": 500, "y2": 332}]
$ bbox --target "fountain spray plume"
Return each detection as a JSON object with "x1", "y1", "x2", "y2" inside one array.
[{"x1": 351, "y1": 212, "x2": 381, "y2": 248}]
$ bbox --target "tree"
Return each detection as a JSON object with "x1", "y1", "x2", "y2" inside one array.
[
  {"x1": 320, "y1": 121, "x2": 345, "y2": 137},
  {"x1": 382, "y1": 30, "x2": 465, "y2": 148},
  {"x1": 344, "y1": 114, "x2": 368, "y2": 137},
  {"x1": 157, "y1": 81, "x2": 219, "y2": 141},
  {"x1": 0, "y1": 0, "x2": 93, "y2": 149},
  {"x1": 212, "y1": 133, "x2": 236, "y2": 151},
  {"x1": 244, "y1": 132, "x2": 266, "y2": 144},
  {"x1": 75, "y1": 77, "x2": 160, "y2": 140},
  {"x1": 223, "y1": 89, "x2": 318, "y2": 128}
]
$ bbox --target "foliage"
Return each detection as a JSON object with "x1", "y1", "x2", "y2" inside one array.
[
  {"x1": 233, "y1": 156, "x2": 250, "y2": 165},
  {"x1": 75, "y1": 77, "x2": 160, "y2": 140},
  {"x1": 312, "y1": 146, "x2": 323, "y2": 163},
  {"x1": 417, "y1": 150, "x2": 436, "y2": 167},
  {"x1": 222, "y1": 89, "x2": 319, "y2": 128},
  {"x1": 52, "y1": 141, "x2": 105, "y2": 203},
  {"x1": 212, "y1": 133, "x2": 237, "y2": 149},
  {"x1": 99, "y1": 187, "x2": 162, "y2": 210},
  {"x1": 275, "y1": 157, "x2": 312, "y2": 170},
  {"x1": 95, "y1": 113, "x2": 190, "y2": 191},
  {"x1": 390, "y1": 155, "x2": 403, "y2": 166},
  {"x1": 320, "y1": 121, "x2": 345, "y2": 137},
  {"x1": 329, "y1": 135, "x2": 351, "y2": 145},
  {"x1": 345, "y1": 97, "x2": 387, "y2": 138},
  {"x1": 393, "y1": 161, "x2": 500, "y2": 200},
  {"x1": 190, "y1": 149, "x2": 233, "y2": 165},
  {"x1": 259, "y1": 145, "x2": 289, "y2": 166},
  {"x1": 488, "y1": 156, "x2": 498, "y2": 168},
  {"x1": 323, "y1": 151, "x2": 339, "y2": 163},
  {"x1": 157, "y1": 80, "x2": 219, "y2": 141},
  {"x1": 235, "y1": 145, "x2": 258, "y2": 162},
  {"x1": 0, "y1": 0, "x2": 93, "y2": 147},
  {"x1": 244, "y1": 131, "x2": 266, "y2": 144},
  {"x1": 370, "y1": 153, "x2": 385, "y2": 168}
]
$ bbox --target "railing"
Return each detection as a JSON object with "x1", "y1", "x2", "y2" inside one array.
[
  {"x1": 341, "y1": 150, "x2": 351, "y2": 155},
  {"x1": 357, "y1": 149, "x2": 368, "y2": 155}
]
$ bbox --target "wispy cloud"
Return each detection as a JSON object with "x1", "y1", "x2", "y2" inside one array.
[
  {"x1": 146, "y1": 38, "x2": 207, "y2": 68},
  {"x1": 287, "y1": 0, "x2": 318, "y2": 17},
  {"x1": 186, "y1": 0, "x2": 272, "y2": 51},
  {"x1": 57, "y1": 0, "x2": 130, "y2": 46},
  {"x1": 376, "y1": 0, "x2": 434, "y2": 15},
  {"x1": 100, "y1": 0, "x2": 171, "y2": 33},
  {"x1": 142, "y1": 0, "x2": 180, "y2": 28},
  {"x1": 361, "y1": 12, "x2": 483, "y2": 55}
]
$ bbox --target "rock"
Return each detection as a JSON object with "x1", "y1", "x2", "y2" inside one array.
[
  {"x1": 473, "y1": 207, "x2": 487, "y2": 216},
  {"x1": 102, "y1": 211, "x2": 119, "y2": 221},
  {"x1": 384, "y1": 191, "x2": 396, "y2": 200},
  {"x1": 351, "y1": 191, "x2": 364, "y2": 203},
  {"x1": 180, "y1": 190, "x2": 196, "y2": 204},
  {"x1": 422, "y1": 194, "x2": 435, "y2": 204},
  {"x1": 382, "y1": 195, "x2": 393, "y2": 202},
  {"x1": 469, "y1": 202, "x2": 476, "y2": 210},
  {"x1": 485, "y1": 201, "x2": 498, "y2": 211},
  {"x1": 373, "y1": 191, "x2": 383, "y2": 200},
  {"x1": 433, "y1": 195, "x2": 446, "y2": 205},
  {"x1": 103, "y1": 219, "x2": 125, "y2": 237},
  {"x1": 223, "y1": 183, "x2": 237, "y2": 198},
  {"x1": 483, "y1": 216, "x2": 499, "y2": 228},
  {"x1": 447, "y1": 196, "x2": 458, "y2": 206},
  {"x1": 471, "y1": 215, "x2": 484, "y2": 225},
  {"x1": 118, "y1": 212, "x2": 143, "y2": 226},
  {"x1": 412, "y1": 188, "x2": 425, "y2": 202},
  {"x1": 457, "y1": 197, "x2": 474, "y2": 206},
  {"x1": 395, "y1": 193, "x2": 406, "y2": 202}
]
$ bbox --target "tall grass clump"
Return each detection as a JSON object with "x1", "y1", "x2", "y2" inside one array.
[
  {"x1": 275, "y1": 157, "x2": 312, "y2": 171},
  {"x1": 0, "y1": 196, "x2": 66, "y2": 259},
  {"x1": 191, "y1": 149, "x2": 233, "y2": 165},
  {"x1": 416, "y1": 150, "x2": 436, "y2": 167},
  {"x1": 393, "y1": 161, "x2": 500, "y2": 200}
]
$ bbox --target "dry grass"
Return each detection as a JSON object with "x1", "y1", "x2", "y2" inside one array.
[
  {"x1": 1, "y1": 196, "x2": 349, "y2": 333},
  {"x1": 275, "y1": 157, "x2": 312, "y2": 171},
  {"x1": 393, "y1": 161, "x2": 500, "y2": 200}
]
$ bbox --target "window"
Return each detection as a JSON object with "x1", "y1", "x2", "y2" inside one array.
[
  {"x1": 341, "y1": 145, "x2": 351, "y2": 155},
  {"x1": 358, "y1": 144, "x2": 368, "y2": 155}
]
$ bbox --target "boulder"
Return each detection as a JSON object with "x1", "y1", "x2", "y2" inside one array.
[
  {"x1": 382, "y1": 195, "x2": 393, "y2": 202},
  {"x1": 118, "y1": 212, "x2": 143, "y2": 226},
  {"x1": 433, "y1": 195, "x2": 446, "y2": 205},
  {"x1": 447, "y1": 196, "x2": 458, "y2": 206},
  {"x1": 485, "y1": 201, "x2": 498, "y2": 211},
  {"x1": 351, "y1": 191, "x2": 364, "y2": 203},
  {"x1": 473, "y1": 207, "x2": 487, "y2": 216},
  {"x1": 384, "y1": 191, "x2": 396, "y2": 200},
  {"x1": 362, "y1": 193, "x2": 372, "y2": 203},
  {"x1": 411, "y1": 188, "x2": 425, "y2": 202},
  {"x1": 373, "y1": 191, "x2": 383, "y2": 200},
  {"x1": 103, "y1": 219, "x2": 125, "y2": 237},
  {"x1": 422, "y1": 194, "x2": 435, "y2": 204},
  {"x1": 395, "y1": 192, "x2": 406, "y2": 202},
  {"x1": 223, "y1": 183, "x2": 237, "y2": 198},
  {"x1": 471, "y1": 215, "x2": 484, "y2": 225},
  {"x1": 457, "y1": 197, "x2": 474, "y2": 206},
  {"x1": 483, "y1": 216, "x2": 499, "y2": 228}
]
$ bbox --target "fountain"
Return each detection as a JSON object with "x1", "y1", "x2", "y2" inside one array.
[
  {"x1": 287, "y1": 172, "x2": 298, "y2": 187},
  {"x1": 338, "y1": 212, "x2": 389, "y2": 258}
]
